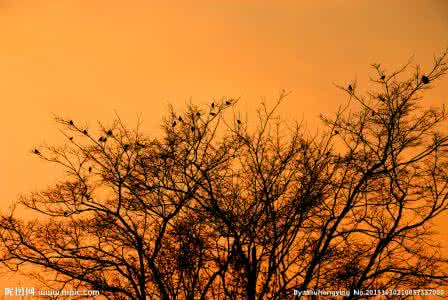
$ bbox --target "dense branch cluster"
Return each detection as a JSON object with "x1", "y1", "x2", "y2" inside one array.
[{"x1": 1, "y1": 51, "x2": 448, "y2": 300}]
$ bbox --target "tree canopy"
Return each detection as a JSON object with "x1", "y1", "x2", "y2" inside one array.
[{"x1": 1, "y1": 51, "x2": 448, "y2": 300}]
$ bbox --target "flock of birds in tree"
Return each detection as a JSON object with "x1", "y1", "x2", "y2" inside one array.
[
  {"x1": 32, "y1": 75, "x2": 429, "y2": 158},
  {"x1": 170, "y1": 99, "x2": 238, "y2": 131},
  {"x1": 33, "y1": 100, "x2": 239, "y2": 156},
  {"x1": 347, "y1": 74, "x2": 430, "y2": 93},
  {"x1": 347, "y1": 74, "x2": 430, "y2": 92},
  {"x1": 339, "y1": 74, "x2": 430, "y2": 136},
  {"x1": 30, "y1": 73, "x2": 427, "y2": 157}
]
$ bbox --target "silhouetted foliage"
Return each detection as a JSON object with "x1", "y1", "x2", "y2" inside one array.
[{"x1": 1, "y1": 50, "x2": 448, "y2": 300}]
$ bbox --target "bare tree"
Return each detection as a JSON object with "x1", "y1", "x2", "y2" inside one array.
[{"x1": 1, "y1": 50, "x2": 448, "y2": 300}]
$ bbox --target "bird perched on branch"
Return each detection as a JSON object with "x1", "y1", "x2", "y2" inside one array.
[
  {"x1": 123, "y1": 144, "x2": 129, "y2": 151},
  {"x1": 88, "y1": 166, "x2": 92, "y2": 173},
  {"x1": 83, "y1": 129, "x2": 88, "y2": 135},
  {"x1": 225, "y1": 100, "x2": 231, "y2": 105},
  {"x1": 380, "y1": 75, "x2": 385, "y2": 80},
  {"x1": 348, "y1": 85, "x2": 353, "y2": 92},
  {"x1": 106, "y1": 130, "x2": 113, "y2": 136},
  {"x1": 172, "y1": 121, "x2": 177, "y2": 127},
  {"x1": 421, "y1": 75, "x2": 430, "y2": 84},
  {"x1": 33, "y1": 149, "x2": 40, "y2": 155},
  {"x1": 211, "y1": 102, "x2": 215, "y2": 108},
  {"x1": 178, "y1": 116, "x2": 183, "y2": 122},
  {"x1": 69, "y1": 137, "x2": 73, "y2": 141},
  {"x1": 69, "y1": 120, "x2": 74, "y2": 126}
]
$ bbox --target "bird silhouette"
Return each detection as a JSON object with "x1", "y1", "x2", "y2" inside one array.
[
  {"x1": 225, "y1": 100, "x2": 231, "y2": 105},
  {"x1": 123, "y1": 144, "x2": 129, "y2": 151},
  {"x1": 69, "y1": 137, "x2": 73, "y2": 141},
  {"x1": 211, "y1": 102, "x2": 215, "y2": 108},
  {"x1": 348, "y1": 85, "x2": 353, "y2": 91},
  {"x1": 178, "y1": 116, "x2": 183, "y2": 122},
  {"x1": 335, "y1": 130, "x2": 339, "y2": 134},
  {"x1": 106, "y1": 130, "x2": 113, "y2": 136},
  {"x1": 83, "y1": 129, "x2": 88, "y2": 135},
  {"x1": 172, "y1": 121, "x2": 177, "y2": 127},
  {"x1": 380, "y1": 75, "x2": 385, "y2": 80},
  {"x1": 191, "y1": 126, "x2": 195, "y2": 132},
  {"x1": 421, "y1": 75, "x2": 430, "y2": 84},
  {"x1": 88, "y1": 166, "x2": 92, "y2": 172},
  {"x1": 210, "y1": 112, "x2": 216, "y2": 116},
  {"x1": 33, "y1": 149, "x2": 40, "y2": 154},
  {"x1": 196, "y1": 112, "x2": 201, "y2": 117},
  {"x1": 69, "y1": 120, "x2": 74, "y2": 126},
  {"x1": 237, "y1": 119, "x2": 241, "y2": 125}
]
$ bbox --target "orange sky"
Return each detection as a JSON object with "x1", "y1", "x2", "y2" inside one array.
[{"x1": 0, "y1": 0, "x2": 447, "y2": 294}]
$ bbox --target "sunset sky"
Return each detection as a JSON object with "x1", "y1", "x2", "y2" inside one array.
[{"x1": 0, "y1": 0, "x2": 447, "y2": 293}]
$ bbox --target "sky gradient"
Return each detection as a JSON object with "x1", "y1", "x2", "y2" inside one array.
[{"x1": 0, "y1": 0, "x2": 447, "y2": 293}]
